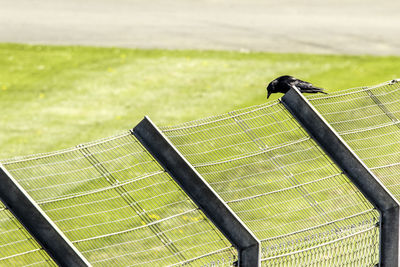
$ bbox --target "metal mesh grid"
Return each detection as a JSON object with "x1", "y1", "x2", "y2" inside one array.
[
  {"x1": 2, "y1": 132, "x2": 236, "y2": 266},
  {"x1": 0, "y1": 202, "x2": 56, "y2": 266},
  {"x1": 162, "y1": 102, "x2": 380, "y2": 265},
  {"x1": 261, "y1": 223, "x2": 378, "y2": 266},
  {"x1": 1, "y1": 80, "x2": 397, "y2": 266},
  {"x1": 308, "y1": 80, "x2": 400, "y2": 200}
]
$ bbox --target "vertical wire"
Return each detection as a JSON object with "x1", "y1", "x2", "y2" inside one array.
[
  {"x1": 363, "y1": 88, "x2": 400, "y2": 125},
  {"x1": 0, "y1": 206, "x2": 56, "y2": 266},
  {"x1": 76, "y1": 142, "x2": 187, "y2": 264},
  {"x1": 228, "y1": 108, "x2": 338, "y2": 229}
]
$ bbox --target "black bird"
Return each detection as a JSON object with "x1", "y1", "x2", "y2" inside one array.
[{"x1": 266, "y1": 75, "x2": 328, "y2": 99}]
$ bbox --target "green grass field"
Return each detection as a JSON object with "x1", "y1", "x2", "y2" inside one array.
[{"x1": 1, "y1": 43, "x2": 400, "y2": 159}]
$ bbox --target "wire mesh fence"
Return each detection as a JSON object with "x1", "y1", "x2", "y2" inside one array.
[
  {"x1": 308, "y1": 79, "x2": 400, "y2": 201},
  {"x1": 2, "y1": 80, "x2": 399, "y2": 266},
  {"x1": 0, "y1": 201, "x2": 56, "y2": 267},
  {"x1": 261, "y1": 221, "x2": 378, "y2": 266},
  {"x1": 1, "y1": 133, "x2": 236, "y2": 266},
  {"x1": 161, "y1": 101, "x2": 380, "y2": 265}
]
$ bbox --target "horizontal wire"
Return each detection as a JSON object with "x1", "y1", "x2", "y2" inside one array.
[
  {"x1": 1, "y1": 131, "x2": 132, "y2": 165},
  {"x1": 37, "y1": 170, "x2": 165, "y2": 204},
  {"x1": 339, "y1": 120, "x2": 400, "y2": 136},
  {"x1": 308, "y1": 81, "x2": 400, "y2": 101},
  {"x1": 168, "y1": 246, "x2": 234, "y2": 267},
  {"x1": 0, "y1": 248, "x2": 43, "y2": 262},
  {"x1": 317, "y1": 96, "x2": 400, "y2": 116},
  {"x1": 260, "y1": 209, "x2": 376, "y2": 243},
  {"x1": 9, "y1": 142, "x2": 149, "y2": 178},
  {"x1": 194, "y1": 137, "x2": 309, "y2": 168},
  {"x1": 73, "y1": 208, "x2": 197, "y2": 244},
  {"x1": 261, "y1": 225, "x2": 377, "y2": 261},
  {"x1": 226, "y1": 173, "x2": 342, "y2": 204},
  {"x1": 162, "y1": 102, "x2": 279, "y2": 132}
]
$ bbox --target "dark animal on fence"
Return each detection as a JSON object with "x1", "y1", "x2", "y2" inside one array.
[{"x1": 266, "y1": 75, "x2": 328, "y2": 98}]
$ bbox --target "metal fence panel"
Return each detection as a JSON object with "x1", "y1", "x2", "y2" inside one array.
[
  {"x1": 133, "y1": 116, "x2": 260, "y2": 266},
  {"x1": 1, "y1": 132, "x2": 236, "y2": 266},
  {"x1": 307, "y1": 80, "x2": 400, "y2": 200},
  {"x1": 281, "y1": 87, "x2": 399, "y2": 266},
  {"x1": 161, "y1": 101, "x2": 380, "y2": 265},
  {"x1": 0, "y1": 166, "x2": 90, "y2": 267},
  {"x1": 0, "y1": 201, "x2": 57, "y2": 266}
]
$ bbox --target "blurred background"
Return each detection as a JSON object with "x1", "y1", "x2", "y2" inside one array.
[
  {"x1": 1, "y1": 0, "x2": 400, "y2": 158},
  {"x1": 1, "y1": 0, "x2": 400, "y2": 54}
]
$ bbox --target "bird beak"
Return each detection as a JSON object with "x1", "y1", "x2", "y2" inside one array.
[{"x1": 267, "y1": 91, "x2": 271, "y2": 99}]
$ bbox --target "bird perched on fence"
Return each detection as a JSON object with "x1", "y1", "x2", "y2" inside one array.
[{"x1": 266, "y1": 75, "x2": 328, "y2": 99}]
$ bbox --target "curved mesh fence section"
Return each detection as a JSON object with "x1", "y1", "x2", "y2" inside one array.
[
  {"x1": 1, "y1": 133, "x2": 236, "y2": 266},
  {"x1": 308, "y1": 80, "x2": 400, "y2": 200},
  {"x1": 161, "y1": 102, "x2": 380, "y2": 265},
  {"x1": 0, "y1": 203, "x2": 56, "y2": 266}
]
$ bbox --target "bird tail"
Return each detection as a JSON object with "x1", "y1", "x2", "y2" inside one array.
[{"x1": 302, "y1": 87, "x2": 328, "y2": 94}]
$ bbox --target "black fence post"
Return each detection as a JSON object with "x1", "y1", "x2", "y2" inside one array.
[
  {"x1": 281, "y1": 87, "x2": 400, "y2": 267},
  {"x1": 132, "y1": 116, "x2": 260, "y2": 267},
  {"x1": 0, "y1": 165, "x2": 91, "y2": 267}
]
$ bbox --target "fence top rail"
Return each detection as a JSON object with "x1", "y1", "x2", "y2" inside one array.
[
  {"x1": 0, "y1": 131, "x2": 132, "y2": 165},
  {"x1": 161, "y1": 102, "x2": 280, "y2": 132},
  {"x1": 307, "y1": 78, "x2": 400, "y2": 101}
]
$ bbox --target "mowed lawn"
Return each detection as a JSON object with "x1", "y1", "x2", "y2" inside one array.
[{"x1": 1, "y1": 43, "x2": 400, "y2": 159}]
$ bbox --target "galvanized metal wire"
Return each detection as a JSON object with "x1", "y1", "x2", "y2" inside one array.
[
  {"x1": 308, "y1": 79, "x2": 400, "y2": 201},
  {"x1": 261, "y1": 222, "x2": 378, "y2": 266},
  {"x1": 2, "y1": 132, "x2": 236, "y2": 266},
  {"x1": 162, "y1": 101, "x2": 380, "y2": 265},
  {"x1": 0, "y1": 202, "x2": 56, "y2": 266}
]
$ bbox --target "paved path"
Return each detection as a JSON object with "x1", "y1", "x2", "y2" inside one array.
[{"x1": 1, "y1": 0, "x2": 400, "y2": 55}]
